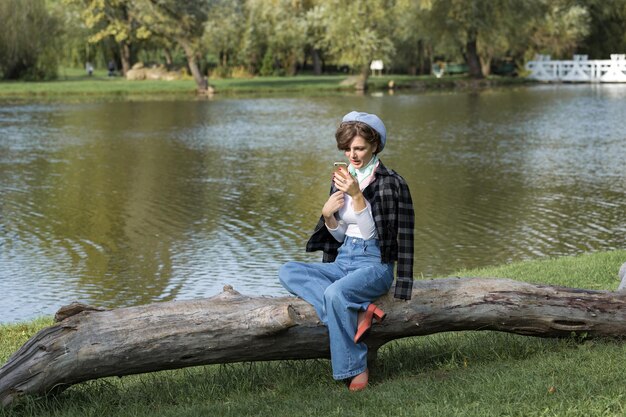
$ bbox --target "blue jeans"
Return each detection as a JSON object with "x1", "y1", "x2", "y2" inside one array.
[{"x1": 279, "y1": 236, "x2": 394, "y2": 380}]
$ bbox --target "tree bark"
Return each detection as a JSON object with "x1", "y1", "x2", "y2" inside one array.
[
  {"x1": 312, "y1": 49, "x2": 322, "y2": 75},
  {"x1": 163, "y1": 48, "x2": 174, "y2": 67},
  {"x1": 480, "y1": 54, "x2": 492, "y2": 77},
  {"x1": 119, "y1": 40, "x2": 131, "y2": 76},
  {"x1": 415, "y1": 39, "x2": 424, "y2": 75},
  {"x1": 466, "y1": 28, "x2": 483, "y2": 79},
  {"x1": 2, "y1": 278, "x2": 626, "y2": 407},
  {"x1": 356, "y1": 64, "x2": 370, "y2": 91},
  {"x1": 178, "y1": 38, "x2": 207, "y2": 93}
]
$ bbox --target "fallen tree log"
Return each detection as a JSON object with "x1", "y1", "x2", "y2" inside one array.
[{"x1": 2, "y1": 277, "x2": 626, "y2": 407}]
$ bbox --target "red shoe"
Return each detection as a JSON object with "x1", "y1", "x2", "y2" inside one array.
[
  {"x1": 349, "y1": 369, "x2": 369, "y2": 392},
  {"x1": 354, "y1": 303, "x2": 386, "y2": 344}
]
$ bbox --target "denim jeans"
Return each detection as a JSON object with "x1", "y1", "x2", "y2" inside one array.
[{"x1": 279, "y1": 236, "x2": 394, "y2": 380}]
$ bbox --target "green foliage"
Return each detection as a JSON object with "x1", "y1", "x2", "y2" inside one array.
[
  {"x1": 136, "y1": 0, "x2": 210, "y2": 42},
  {"x1": 63, "y1": 0, "x2": 136, "y2": 44},
  {"x1": 239, "y1": 0, "x2": 309, "y2": 76},
  {"x1": 527, "y1": 0, "x2": 591, "y2": 60},
  {"x1": 133, "y1": 0, "x2": 214, "y2": 87},
  {"x1": 0, "y1": 0, "x2": 61, "y2": 80},
  {"x1": 315, "y1": 0, "x2": 395, "y2": 74},
  {"x1": 202, "y1": 0, "x2": 246, "y2": 75},
  {"x1": 388, "y1": 1, "x2": 431, "y2": 74},
  {"x1": 578, "y1": 0, "x2": 626, "y2": 58},
  {"x1": 60, "y1": 0, "x2": 140, "y2": 73},
  {"x1": 259, "y1": 47, "x2": 279, "y2": 76},
  {"x1": 417, "y1": 0, "x2": 594, "y2": 76},
  {"x1": 3, "y1": 0, "x2": 626, "y2": 81},
  {"x1": 421, "y1": 0, "x2": 547, "y2": 76}
]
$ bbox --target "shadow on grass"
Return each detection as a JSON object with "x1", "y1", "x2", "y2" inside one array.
[{"x1": 373, "y1": 331, "x2": 575, "y2": 382}]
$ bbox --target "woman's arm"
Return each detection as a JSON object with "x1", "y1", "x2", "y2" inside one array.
[{"x1": 353, "y1": 201, "x2": 377, "y2": 240}]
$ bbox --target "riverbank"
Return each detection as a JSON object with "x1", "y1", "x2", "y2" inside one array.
[
  {"x1": 2, "y1": 249, "x2": 625, "y2": 417},
  {"x1": 0, "y1": 68, "x2": 535, "y2": 100}
]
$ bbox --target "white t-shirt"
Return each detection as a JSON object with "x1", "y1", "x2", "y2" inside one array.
[
  {"x1": 326, "y1": 195, "x2": 377, "y2": 242},
  {"x1": 325, "y1": 162, "x2": 379, "y2": 242}
]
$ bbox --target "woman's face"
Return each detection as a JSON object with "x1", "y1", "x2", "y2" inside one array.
[{"x1": 345, "y1": 135, "x2": 375, "y2": 169}]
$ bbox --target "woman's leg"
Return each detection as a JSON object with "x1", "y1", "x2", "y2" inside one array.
[
  {"x1": 323, "y1": 262, "x2": 394, "y2": 380},
  {"x1": 278, "y1": 261, "x2": 344, "y2": 323}
]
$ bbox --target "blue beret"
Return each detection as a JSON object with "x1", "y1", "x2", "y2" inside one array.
[{"x1": 341, "y1": 111, "x2": 387, "y2": 152}]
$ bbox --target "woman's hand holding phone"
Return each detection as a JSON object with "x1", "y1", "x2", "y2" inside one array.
[
  {"x1": 332, "y1": 163, "x2": 366, "y2": 212},
  {"x1": 333, "y1": 165, "x2": 359, "y2": 197}
]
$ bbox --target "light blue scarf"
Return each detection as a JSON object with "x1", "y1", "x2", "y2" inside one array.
[{"x1": 348, "y1": 154, "x2": 379, "y2": 185}]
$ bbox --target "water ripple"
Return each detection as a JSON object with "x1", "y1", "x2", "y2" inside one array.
[{"x1": 1, "y1": 90, "x2": 625, "y2": 322}]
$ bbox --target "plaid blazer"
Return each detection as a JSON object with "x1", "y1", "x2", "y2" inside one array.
[{"x1": 305, "y1": 161, "x2": 415, "y2": 300}]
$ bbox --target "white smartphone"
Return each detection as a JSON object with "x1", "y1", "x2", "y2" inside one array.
[{"x1": 333, "y1": 162, "x2": 347, "y2": 173}]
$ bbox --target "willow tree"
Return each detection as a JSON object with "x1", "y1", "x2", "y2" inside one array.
[
  {"x1": 201, "y1": 0, "x2": 246, "y2": 77},
  {"x1": 527, "y1": 0, "x2": 591, "y2": 60},
  {"x1": 390, "y1": 0, "x2": 432, "y2": 75},
  {"x1": 0, "y1": 0, "x2": 60, "y2": 80},
  {"x1": 239, "y1": 0, "x2": 309, "y2": 77},
  {"x1": 421, "y1": 0, "x2": 496, "y2": 77},
  {"x1": 304, "y1": 0, "x2": 329, "y2": 75},
  {"x1": 314, "y1": 0, "x2": 395, "y2": 89},
  {"x1": 421, "y1": 0, "x2": 594, "y2": 78}
]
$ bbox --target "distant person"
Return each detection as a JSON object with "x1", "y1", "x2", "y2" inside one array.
[
  {"x1": 108, "y1": 60, "x2": 115, "y2": 77},
  {"x1": 279, "y1": 111, "x2": 415, "y2": 391},
  {"x1": 86, "y1": 62, "x2": 94, "y2": 76}
]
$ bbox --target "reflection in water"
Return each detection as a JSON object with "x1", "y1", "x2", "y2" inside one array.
[{"x1": 1, "y1": 85, "x2": 625, "y2": 322}]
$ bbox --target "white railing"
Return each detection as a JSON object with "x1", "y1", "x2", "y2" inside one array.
[{"x1": 525, "y1": 54, "x2": 626, "y2": 82}]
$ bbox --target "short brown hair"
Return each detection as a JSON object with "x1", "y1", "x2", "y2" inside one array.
[{"x1": 335, "y1": 121, "x2": 382, "y2": 154}]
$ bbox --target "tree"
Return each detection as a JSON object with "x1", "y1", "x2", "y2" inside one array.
[
  {"x1": 390, "y1": 0, "x2": 432, "y2": 75},
  {"x1": 527, "y1": 0, "x2": 591, "y2": 60},
  {"x1": 578, "y1": 0, "x2": 626, "y2": 59},
  {"x1": 239, "y1": 0, "x2": 309, "y2": 77},
  {"x1": 473, "y1": 1, "x2": 546, "y2": 76},
  {"x1": 422, "y1": 0, "x2": 594, "y2": 78},
  {"x1": 202, "y1": 0, "x2": 246, "y2": 77},
  {"x1": 0, "y1": 0, "x2": 61, "y2": 80},
  {"x1": 421, "y1": 0, "x2": 526, "y2": 78},
  {"x1": 135, "y1": 0, "x2": 213, "y2": 91},
  {"x1": 421, "y1": 0, "x2": 485, "y2": 78},
  {"x1": 315, "y1": 0, "x2": 395, "y2": 89},
  {"x1": 266, "y1": 0, "x2": 308, "y2": 76},
  {"x1": 61, "y1": 0, "x2": 145, "y2": 75}
]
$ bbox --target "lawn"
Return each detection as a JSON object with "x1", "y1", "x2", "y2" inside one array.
[{"x1": 0, "y1": 68, "x2": 533, "y2": 100}]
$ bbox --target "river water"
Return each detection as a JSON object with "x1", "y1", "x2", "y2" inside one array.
[{"x1": 1, "y1": 85, "x2": 624, "y2": 323}]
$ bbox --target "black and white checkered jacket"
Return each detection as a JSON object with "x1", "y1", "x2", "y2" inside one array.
[{"x1": 305, "y1": 160, "x2": 415, "y2": 300}]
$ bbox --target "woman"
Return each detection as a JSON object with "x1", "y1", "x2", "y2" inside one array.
[{"x1": 279, "y1": 111, "x2": 414, "y2": 391}]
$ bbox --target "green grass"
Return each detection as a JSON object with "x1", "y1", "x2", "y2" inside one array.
[
  {"x1": 456, "y1": 249, "x2": 624, "y2": 290},
  {"x1": 2, "y1": 250, "x2": 625, "y2": 416},
  {"x1": 0, "y1": 68, "x2": 534, "y2": 100}
]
